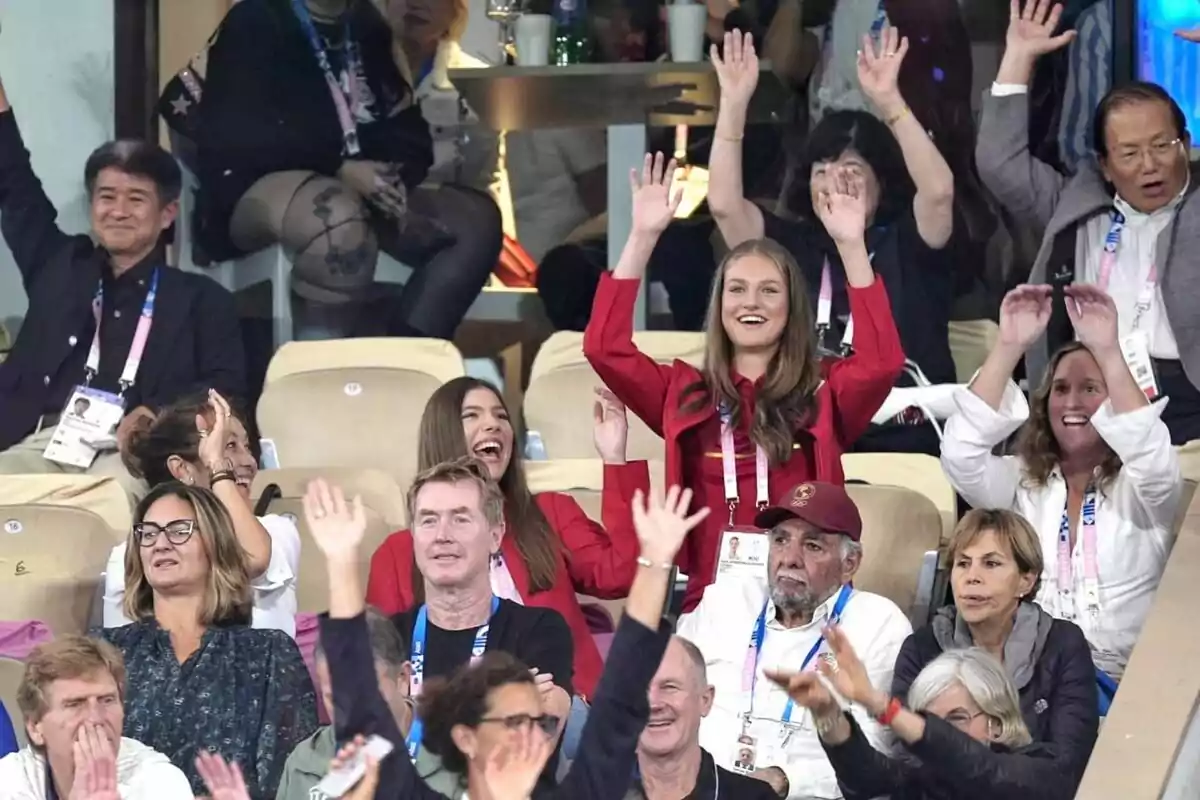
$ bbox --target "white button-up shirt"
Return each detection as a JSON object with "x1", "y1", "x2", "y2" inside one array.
[
  {"x1": 677, "y1": 577, "x2": 912, "y2": 799},
  {"x1": 941, "y1": 383, "x2": 1182, "y2": 678},
  {"x1": 103, "y1": 514, "x2": 302, "y2": 637}
]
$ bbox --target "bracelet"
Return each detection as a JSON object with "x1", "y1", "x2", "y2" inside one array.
[
  {"x1": 876, "y1": 696, "x2": 903, "y2": 726},
  {"x1": 885, "y1": 105, "x2": 911, "y2": 126},
  {"x1": 210, "y1": 470, "x2": 237, "y2": 486},
  {"x1": 636, "y1": 555, "x2": 674, "y2": 570},
  {"x1": 716, "y1": 133, "x2": 744, "y2": 142}
]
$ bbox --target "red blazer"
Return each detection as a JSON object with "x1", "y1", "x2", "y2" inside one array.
[
  {"x1": 366, "y1": 462, "x2": 649, "y2": 699},
  {"x1": 582, "y1": 274, "x2": 904, "y2": 608}
]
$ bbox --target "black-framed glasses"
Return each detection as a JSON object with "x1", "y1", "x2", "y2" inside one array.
[
  {"x1": 477, "y1": 713, "x2": 561, "y2": 737},
  {"x1": 133, "y1": 519, "x2": 197, "y2": 548}
]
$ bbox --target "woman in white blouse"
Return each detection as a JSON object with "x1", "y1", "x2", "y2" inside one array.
[
  {"x1": 105, "y1": 390, "x2": 301, "y2": 637},
  {"x1": 941, "y1": 283, "x2": 1183, "y2": 682}
]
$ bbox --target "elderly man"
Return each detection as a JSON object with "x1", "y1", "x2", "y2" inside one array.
[
  {"x1": 0, "y1": 636, "x2": 191, "y2": 798},
  {"x1": 677, "y1": 481, "x2": 912, "y2": 799},
  {"x1": 626, "y1": 636, "x2": 777, "y2": 800}
]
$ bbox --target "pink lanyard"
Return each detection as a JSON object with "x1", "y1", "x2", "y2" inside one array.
[
  {"x1": 1096, "y1": 211, "x2": 1157, "y2": 331},
  {"x1": 85, "y1": 269, "x2": 159, "y2": 397},
  {"x1": 719, "y1": 403, "x2": 769, "y2": 525},
  {"x1": 816, "y1": 260, "x2": 855, "y2": 350},
  {"x1": 1057, "y1": 483, "x2": 1101, "y2": 619}
]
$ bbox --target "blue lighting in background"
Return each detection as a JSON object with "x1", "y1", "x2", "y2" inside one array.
[{"x1": 1138, "y1": 0, "x2": 1200, "y2": 139}]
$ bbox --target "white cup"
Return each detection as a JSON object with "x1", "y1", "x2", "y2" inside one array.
[
  {"x1": 667, "y1": 3, "x2": 708, "y2": 63},
  {"x1": 515, "y1": 14, "x2": 552, "y2": 67}
]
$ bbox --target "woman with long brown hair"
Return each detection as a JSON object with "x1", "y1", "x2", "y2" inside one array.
[
  {"x1": 941, "y1": 283, "x2": 1183, "y2": 689},
  {"x1": 584, "y1": 153, "x2": 904, "y2": 612},
  {"x1": 366, "y1": 376, "x2": 649, "y2": 702}
]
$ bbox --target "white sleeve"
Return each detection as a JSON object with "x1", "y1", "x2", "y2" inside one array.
[
  {"x1": 991, "y1": 83, "x2": 1030, "y2": 96},
  {"x1": 129, "y1": 760, "x2": 194, "y2": 799},
  {"x1": 252, "y1": 515, "x2": 301, "y2": 593},
  {"x1": 940, "y1": 382, "x2": 1028, "y2": 510},
  {"x1": 102, "y1": 543, "x2": 133, "y2": 629},
  {"x1": 1092, "y1": 399, "x2": 1183, "y2": 525}
]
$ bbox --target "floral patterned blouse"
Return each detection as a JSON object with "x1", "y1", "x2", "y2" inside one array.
[{"x1": 97, "y1": 620, "x2": 318, "y2": 799}]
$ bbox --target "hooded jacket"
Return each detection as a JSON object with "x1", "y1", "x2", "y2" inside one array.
[
  {"x1": 892, "y1": 603, "x2": 1099, "y2": 789},
  {"x1": 0, "y1": 737, "x2": 192, "y2": 799}
]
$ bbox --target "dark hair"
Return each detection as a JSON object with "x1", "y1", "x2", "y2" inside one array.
[
  {"x1": 316, "y1": 607, "x2": 408, "y2": 673},
  {"x1": 418, "y1": 651, "x2": 535, "y2": 774},
  {"x1": 682, "y1": 238, "x2": 822, "y2": 464},
  {"x1": 416, "y1": 378, "x2": 561, "y2": 597},
  {"x1": 123, "y1": 393, "x2": 251, "y2": 487},
  {"x1": 785, "y1": 109, "x2": 915, "y2": 230},
  {"x1": 84, "y1": 139, "x2": 182, "y2": 205},
  {"x1": 1092, "y1": 82, "x2": 1189, "y2": 158}
]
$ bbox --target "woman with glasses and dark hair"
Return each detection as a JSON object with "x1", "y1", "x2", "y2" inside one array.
[
  {"x1": 96, "y1": 482, "x2": 318, "y2": 798},
  {"x1": 105, "y1": 390, "x2": 302, "y2": 636}
]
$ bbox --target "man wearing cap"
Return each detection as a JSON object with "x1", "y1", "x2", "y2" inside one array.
[{"x1": 676, "y1": 481, "x2": 912, "y2": 799}]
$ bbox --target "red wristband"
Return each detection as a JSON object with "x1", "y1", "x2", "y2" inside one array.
[{"x1": 876, "y1": 697, "x2": 902, "y2": 726}]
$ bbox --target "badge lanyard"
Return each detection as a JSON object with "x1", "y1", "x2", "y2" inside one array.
[
  {"x1": 1057, "y1": 484, "x2": 1101, "y2": 620},
  {"x1": 741, "y1": 583, "x2": 853, "y2": 729},
  {"x1": 1096, "y1": 211, "x2": 1157, "y2": 331},
  {"x1": 815, "y1": 246, "x2": 878, "y2": 355},
  {"x1": 291, "y1": 0, "x2": 363, "y2": 156},
  {"x1": 719, "y1": 403, "x2": 769, "y2": 525},
  {"x1": 405, "y1": 596, "x2": 500, "y2": 759},
  {"x1": 84, "y1": 268, "x2": 160, "y2": 397}
]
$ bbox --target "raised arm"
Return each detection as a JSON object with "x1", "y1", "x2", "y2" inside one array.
[
  {"x1": 582, "y1": 153, "x2": 683, "y2": 437},
  {"x1": 976, "y1": 1, "x2": 1076, "y2": 229},
  {"x1": 708, "y1": 31, "x2": 766, "y2": 247},
  {"x1": 857, "y1": 27, "x2": 955, "y2": 248}
]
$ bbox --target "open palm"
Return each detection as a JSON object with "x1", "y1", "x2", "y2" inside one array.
[
  {"x1": 482, "y1": 727, "x2": 552, "y2": 800},
  {"x1": 1065, "y1": 285, "x2": 1118, "y2": 351},
  {"x1": 632, "y1": 485, "x2": 710, "y2": 565},
  {"x1": 302, "y1": 478, "x2": 367, "y2": 562},
  {"x1": 815, "y1": 170, "x2": 869, "y2": 244},
  {"x1": 592, "y1": 387, "x2": 628, "y2": 463},
  {"x1": 712, "y1": 30, "x2": 759, "y2": 108},
  {"x1": 195, "y1": 752, "x2": 251, "y2": 800},
  {"x1": 856, "y1": 26, "x2": 908, "y2": 109},
  {"x1": 1006, "y1": 0, "x2": 1075, "y2": 60},
  {"x1": 630, "y1": 152, "x2": 683, "y2": 236},
  {"x1": 998, "y1": 284, "x2": 1052, "y2": 350}
]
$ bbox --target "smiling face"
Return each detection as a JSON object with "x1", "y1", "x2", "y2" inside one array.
[
  {"x1": 720, "y1": 252, "x2": 790, "y2": 352},
  {"x1": 26, "y1": 671, "x2": 124, "y2": 764},
  {"x1": 411, "y1": 479, "x2": 501, "y2": 589},
  {"x1": 1100, "y1": 99, "x2": 1189, "y2": 213},
  {"x1": 1046, "y1": 348, "x2": 1108, "y2": 457},
  {"x1": 137, "y1": 494, "x2": 210, "y2": 596},
  {"x1": 90, "y1": 167, "x2": 176, "y2": 259},
  {"x1": 767, "y1": 519, "x2": 857, "y2": 619},
  {"x1": 461, "y1": 387, "x2": 514, "y2": 482},
  {"x1": 639, "y1": 638, "x2": 713, "y2": 759},
  {"x1": 951, "y1": 530, "x2": 1036, "y2": 628},
  {"x1": 176, "y1": 415, "x2": 259, "y2": 501}
]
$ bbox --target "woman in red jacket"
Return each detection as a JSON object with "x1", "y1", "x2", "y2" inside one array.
[
  {"x1": 366, "y1": 376, "x2": 648, "y2": 700},
  {"x1": 584, "y1": 152, "x2": 904, "y2": 612}
]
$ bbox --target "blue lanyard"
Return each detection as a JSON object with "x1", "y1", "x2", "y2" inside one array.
[
  {"x1": 417, "y1": 57, "x2": 435, "y2": 87},
  {"x1": 290, "y1": 0, "x2": 363, "y2": 155},
  {"x1": 405, "y1": 596, "x2": 500, "y2": 760},
  {"x1": 748, "y1": 583, "x2": 853, "y2": 724}
]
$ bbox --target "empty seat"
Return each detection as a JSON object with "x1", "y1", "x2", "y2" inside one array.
[
  {"x1": 252, "y1": 469, "x2": 408, "y2": 615},
  {"x1": 256, "y1": 339, "x2": 466, "y2": 484},
  {"x1": 525, "y1": 331, "x2": 704, "y2": 461},
  {"x1": 0, "y1": 505, "x2": 116, "y2": 635},
  {"x1": 846, "y1": 484, "x2": 942, "y2": 625},
  {"x1": 842, "y1": 452, "x2": 958, "y2": 547},
  {"x1": 0, "y1": 475, "x2": 131, "y2": 541}
]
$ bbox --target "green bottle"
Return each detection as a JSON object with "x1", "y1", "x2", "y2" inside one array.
[{"x1": 551, "y1": 0, "x2": 593, "y2": 65}]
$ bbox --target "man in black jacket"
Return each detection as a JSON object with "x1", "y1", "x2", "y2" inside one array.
[{"x1": 0, "y1": 77, "x2": 245, "y2": 492}]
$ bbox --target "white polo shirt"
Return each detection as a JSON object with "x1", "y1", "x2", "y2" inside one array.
[
  {"x1": 677, "y1": 577, "x2": 912, "y2": 799},
  {"x1": 102, "y1": 514, "x2": 302, "y2": 638}
]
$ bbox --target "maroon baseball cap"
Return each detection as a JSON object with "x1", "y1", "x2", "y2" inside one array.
[{"x1": 753, "y1": 481, "x2": 863, "y2": 541}]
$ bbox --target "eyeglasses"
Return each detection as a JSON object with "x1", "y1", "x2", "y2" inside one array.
[
  {"x1": 943, "y1": 709, "x2": 989, "y2": 730},
  {"x1": 476, "y1": 713, "x2": 561, "y2": 737},
  {"x1": 1112, "y1": 138, "x2": 1184, "y2": 167},
  {"x1": 133, "y1": 519, "x2": 197, "y2": 548}
]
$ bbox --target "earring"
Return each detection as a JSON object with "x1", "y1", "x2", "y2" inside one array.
[{"x1": 186, "y1": 475, "x2": 195, "y2": 486}]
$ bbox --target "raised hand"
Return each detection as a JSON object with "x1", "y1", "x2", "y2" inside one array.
[
  {"x1": 815, "y1": 169, "x2": 869, "y2": 245},
  {"x1": 711, "y1": 30, "x2": 759, "y2": 109},
  {"x1": 764, "y1": 669, "x2": 839, "y2": 718},
  {"x1": 197, "y1": 389, "x2": 234, "y2": 474},
  {"x1": 856, "y1": 26, "x2": 909, "y2": 114},
  {"x1": 632, "y1": 486, "x2": 710, "y2": 566},
  {"x1": 1065, "y1": 284, "x2": 1119, "y2": 352},
  {"x1": 195, "y1": 751, "x2": 252, "y2": 800},
  {"x1": 481, "y1": 725, "x2": 553, "y2": 800},
  {"x1": 302, "y1": 478, "x2": 368, "y2": 563},
  {"x1": 331, "y1": 737, "x2": 383, "y2": 800},
  {"x1": 1005, "y1": 0, "x2": 1075, "y2": 63},
  {"x1": 997, "y1": 284, "x2": 1052, "y2": 351},
  {"x1": 68, "y1": 724, "x2": 120, "y2": 800},
  {"x1": 592, "y1": 387, "x2": 628, "y2": 465},
  {"x1": 630, "y1": 152, "x2": 683, "y2": 237},
  {"x1": 816, "y1": 624, "x2": 882, "y2": 711}
]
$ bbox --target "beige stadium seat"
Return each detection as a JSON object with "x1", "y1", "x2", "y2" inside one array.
[
  {"x1": 0, "y1": 505, "x2": 115, "y2": 635},
  {"x1": 0, "y1": 657, "x2": 24, "y2": 746},
  {"x1": 846, "y1": 484, "x2": 942, "y2": 625},
  {"x1": 525, "y1": 331, "x2": 705, "y2": 461},
  {"x1": 252, "y1": 469, "x2": 408, "y2": 615},
  {"x1": 257, "y1": 339, "x2": 466, "y2": 483},
  {"x1": 0, "y1": 475, "x2": 131, "y2": 541},
  {"x1": 842, "y1": 453, "x2": 957, "y2": 547},
  {"x1": 948, "y1": 319, "x2": 999, "y2": 384}
]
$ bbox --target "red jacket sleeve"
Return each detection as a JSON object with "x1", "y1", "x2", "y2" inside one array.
[
  {"x1": 582, "y1": 274, "x2": 674, "y2": 437},
  {"x1": 365, "y1": 531, "x2": 416, "y2": 615},
  {"x1": 543, "y1": 461, "x2": 649, "y2": 599},
  {"x1": 826, "y1": 280, "x2": 905, "y2": 447}
]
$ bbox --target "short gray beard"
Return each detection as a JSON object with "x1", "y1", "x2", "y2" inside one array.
[{"x1": 770, "y1": 584, "x2": 817, "y2": 617}]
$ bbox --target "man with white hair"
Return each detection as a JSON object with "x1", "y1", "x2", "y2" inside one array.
[{"x1": 677, "y1": 481, "x2": 912, "y2": 799}]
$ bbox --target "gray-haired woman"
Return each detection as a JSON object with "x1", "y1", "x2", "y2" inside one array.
[{"x1": 767, "y1": 627, "x2": 1074, "y2": 800}]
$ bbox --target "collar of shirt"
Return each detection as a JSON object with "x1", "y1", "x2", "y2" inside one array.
[
  {"x1": 763, "y1": 585, "x2": 848, "y2": 633},
  {"x1": 101, "y1": 249, "x2": 159, "y2": 290},
  {"x1": 1113, "y1": 175, "x2": 1190, "y2": 224},
  {"x1": 628, "y1": 748, "x2": 718, "y2": 800}
]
